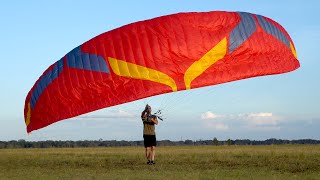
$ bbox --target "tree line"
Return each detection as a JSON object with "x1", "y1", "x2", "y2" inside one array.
[{"x1": 0, "y1": 138, "x2": 319, "y2": 149}]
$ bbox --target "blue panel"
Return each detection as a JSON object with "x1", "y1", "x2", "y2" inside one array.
[
  {"x1": 30, "y1": 58, "x2": 64, "y2": 109},
  {"x1": 30, "y1": 42, "x2": 109, "y2": 109},
  {"x1": 57, "y1": 58, "x2": 64, "y2": 74},
  {"x1": 90, "y1": 54, "x2": 99, "y2": 72},
  {"x1": 81, "y1": 53, "x2": 91, "y2": 70},
  {"x1": 229, "y1": 12, "x2": 257, "y2": 53},
  {"x1": 75, "y1": 52, "x2": 84, "y2": 69},
  {"x1": 66, "y1": 46, "x2": 110, "y2": 74},
  {"x1": 256, "y1": 15, "x2": 290, "y2": 48}
]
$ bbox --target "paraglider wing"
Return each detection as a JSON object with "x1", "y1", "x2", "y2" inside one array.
[{"x1": 24, "y1": 11, "x2": 299, "y2": 133}]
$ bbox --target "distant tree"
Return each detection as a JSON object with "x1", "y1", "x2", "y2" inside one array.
[
  {"x1": 213, "y1": 137, "x2": 219, "y2": 146},
  {"x1": 0, "y1": 141, "x2": 6, "y2": 149},
  {"x1": 17, "y1": 139, "x2": 26, "y2": 148},
  {"x1": 2, "y1": 138, "x2": 320, "y2": 148},
  {"x1": 227, "y1": 138, "x2": 232, "y2": 146},
  {"x1": 184, "y1": 140, "x2": 193, "y2": 145}
]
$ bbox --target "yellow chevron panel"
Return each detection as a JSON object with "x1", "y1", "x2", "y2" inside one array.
[
  {"x1": 26, "y1": 103, "x2": 31, "y2": 126},
  {"x1": 184, "y1": 37, "x2": 227, "y2": 89},
  {"x1": 290, "y1": 42, "x2": 297, "y2": 59},
  {"x1": 108, "y1": 57, "x2": 177, "y2": 92}
]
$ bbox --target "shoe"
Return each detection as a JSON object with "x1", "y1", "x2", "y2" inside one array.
[
  {"x1": 147, "y1": 160, "x2": 151, "y2": 165},
  {"x1": 151, "y1": 160, "x2": 155, "y2": 165}
]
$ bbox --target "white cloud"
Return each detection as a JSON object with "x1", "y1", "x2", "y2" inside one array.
[
  {"x1": 200, "y1": 111, "x2": 280, "y2": 125},
  {"x1": 244, "y1": 112, "x2": 281, "y2": 126},
  {"x1": 200, "y1": 111, "x2": 285, "y2": 132},
  {"x1": 248, "y1": 112, "x2": 273, "y2": 117},
  {"x1": 231, "y1": 112, "x2": 283, "y2": 131},
  {"x1": 200, "y1": 111, "x2": 228, "y2": 130},
  {"x1": 201, "y1": 111, "x2": 220, "y2": 120}
]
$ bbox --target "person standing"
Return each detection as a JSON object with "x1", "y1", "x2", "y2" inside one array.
[{"x1": 141, "y1": 104, "x2": 158, "y2": 165}]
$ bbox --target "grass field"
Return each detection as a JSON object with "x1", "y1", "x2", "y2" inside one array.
[{"x1": 1, "y1": 145, "x2": 320, "y2": 179}]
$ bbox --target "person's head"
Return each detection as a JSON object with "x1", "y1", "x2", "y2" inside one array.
[{"x1": 145, "y1": 104, "x2": 152, "y2": 114}]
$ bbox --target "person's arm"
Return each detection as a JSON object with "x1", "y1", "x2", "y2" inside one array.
[
  {"x1": 141, "y1": 110, "x2": 147, "y2": 121},
  {"x1": 150, "y1": 116, "x2": 158, "y2": 125},
  {"x1": 141, "y1": 112, "x2": 153, "y2": 124}
]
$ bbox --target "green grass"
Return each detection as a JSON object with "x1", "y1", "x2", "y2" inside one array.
[{"x1": 1, "y1": 145, "x2": 320, "y2": 179}]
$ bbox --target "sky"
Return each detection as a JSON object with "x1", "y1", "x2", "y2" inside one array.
[{"x1": 0, "y1": 1, "x2": 319, "y2": 141}]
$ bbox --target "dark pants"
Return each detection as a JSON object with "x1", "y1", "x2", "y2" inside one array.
[{"x1": 143, "y1": 135, "x2": 156, "y2": 147}]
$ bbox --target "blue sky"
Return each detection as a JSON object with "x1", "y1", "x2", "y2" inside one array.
[{"x1": 0, "y1": 1, "x2": 319, "y2": 141}]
